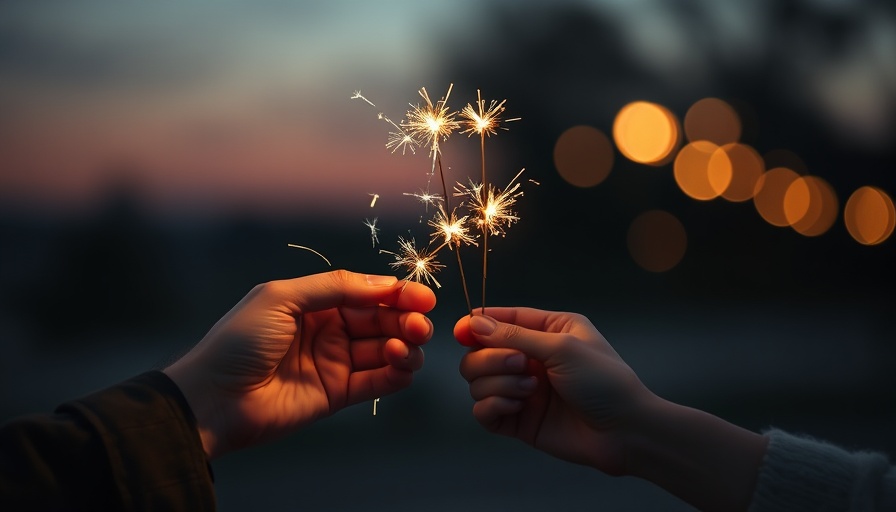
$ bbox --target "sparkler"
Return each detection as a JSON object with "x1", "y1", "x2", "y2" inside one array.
[
  {"x1": 353, "y1": 86, "x2": 524, "y2": 316},
  {"x1": 459, "y1": 90, "x2": 520, "y2": 314},
  {"x1": 379, "y1": 237, "x2": 445, "y2": 289}
]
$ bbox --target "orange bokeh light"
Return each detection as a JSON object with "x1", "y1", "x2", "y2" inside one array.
[
  {"x1": 684, "y1": 97, "x2": 742, "y2": 145},
  {"x1": 844, "y1": 186, "x2": 896, "y2": 245},
  {"x1": 713, "y1": 143, "x2": 764, "y2": 202},
  {"x1": 673, "y1": 141, "x2": 731, "y2": 200},
  {"x1": 753, "y1": 167, "x2": 800, "y2": 227},
  {"x1": 612, "y1": 101, "x2": 680, "y2": 166},
  {"x1": 784, "y1": 176, "x2": 838, "y2": 236},
  {"x1": 553, "y1": 125, "x2": 614, "y2": 188}
]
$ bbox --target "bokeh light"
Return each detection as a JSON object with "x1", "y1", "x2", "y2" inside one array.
[
  {"x1": 713, "y1": 143, "x2": 764, "y2": 202},
  {"x1": 784, "y1": 176, "x2": 838, "y2": 236},
  {"x1": 844, "y1": 186, "x2": 896, "y2": 245},
  {"x1": 753, "y1": 167, "x2": 800, "y2": 227},
  {"x1": 673, "y1": 140, "x2": 731, "y2": 200},
  {"x1": 627, "y1": 210, "x2": 687, "y2": 272},
  {"x1": 684, "y1": 97, "x2": 742, "y2": 145},
  {"x1": 612, "y1": 101, "x2": 680, "y2": 165},
  {"x1": 553, "y1": 125, "x2": 614, "y2": 188}
]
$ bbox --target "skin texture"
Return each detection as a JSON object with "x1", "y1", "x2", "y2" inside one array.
[
  {"x1": 164, "y1": 270, "x2": 436, "y2": 460},
  {"x1": 455, "y1": 307, "x2": 769, "y2": 512}
]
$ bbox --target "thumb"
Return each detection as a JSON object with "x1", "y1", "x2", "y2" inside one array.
[
  {"x1": 280, "y1": 270, "x2": 436, "y2": 314},
  {"x1": 468, "y1": 315, "x2": 559, "y2": 363}
]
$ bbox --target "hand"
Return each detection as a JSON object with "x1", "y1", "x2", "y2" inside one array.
[
  {"x1": 454, "y1": 308, "x2": 654, "y2": 475},
  {"x1": 455, "y1": 308, "x2": 769, "y2": 511},
  {"x1": 165, "y1": 270, "x2": 436, "y2": 460}
]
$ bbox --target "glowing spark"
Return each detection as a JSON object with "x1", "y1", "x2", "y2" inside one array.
[
  {"x1": 373, "y1": 397, "x2": 380, "y2": 416},
  {"x1": 403, "y1": 84, "x2": 459, "y2": 177},
  {"x1": 353, "y1": 90, "x2": 418, "y2": 155},
  {"x1": 429, "y1": 206, "x2": 477, "y2": 249},
  {"x1": 403, "y1": 189, "x2": 443, "y2": 209},
  {"x1": 363, "y1": 218, "x2": 380, "y2": 247},
  {"x1": 287, "y1": 244, "x2": 332, "y2": 266},
  {"x1": 457, "y1": 168, "x2": 526, "y2": 237},
  {"x1": 460, "y1": 90, "x2": 519, "y2": 137},
  {"x1": 385, "y1": 128, "x2": 418, "y2": 155},
  {"x1": 380, "y1": 237, "x2": 445, "y2": 288},
  {"x1": 528, "y1": 179, "x2": 540, "y2": 185},
  {"x1": 351, "y1": 90, "x2": 376, "y2": 107},
  {"x1": 369, "y1": 193, "x2": 379, "y2": 207}
]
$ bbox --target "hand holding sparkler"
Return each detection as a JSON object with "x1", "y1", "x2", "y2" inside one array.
[
  {"x1": 454, "y1": 308, "x2": 769, "y2": 512},
  {"x1": 164, "y1": 270, "x2": 436, "y2": 460}
]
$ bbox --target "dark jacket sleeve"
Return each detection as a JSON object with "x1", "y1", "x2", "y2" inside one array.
[{"x1": 0, "y1": 371, "x2": 216, "y2": 512}]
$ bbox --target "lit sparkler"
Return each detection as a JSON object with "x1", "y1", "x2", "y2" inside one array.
[
  {"x1": 429, "y1": 206, "x2": 477, "y2": 250},
  {"x1": 456, "y1": 168, "x2": 525, "y2": 237},
  {"x1": 353, "y1": 86, "x2": 525, "y2": 316},
  {"x1": 402, "y1": 84, "x2": 460, "y2": 180},
  {"x1": 379, "y1": 237, "x2": 445, "y2": 289},
  {"x1": 458, "y1": 90, "x2": 520, "y2": 314}
]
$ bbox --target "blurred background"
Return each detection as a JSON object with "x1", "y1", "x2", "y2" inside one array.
[{"x1": 1, "y1": 0, "x2": 894, "y2": 510}]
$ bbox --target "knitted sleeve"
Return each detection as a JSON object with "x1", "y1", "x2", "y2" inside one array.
[{"x1": 749, "y1": 428, "x2": 896, "y2": 512}]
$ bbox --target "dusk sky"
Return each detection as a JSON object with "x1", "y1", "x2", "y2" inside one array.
[{"x1": 3, "y1": 0, "x2": 893, "y2": 221}]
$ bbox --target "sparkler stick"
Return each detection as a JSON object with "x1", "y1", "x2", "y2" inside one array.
[{"x1": 460, "y1": 90, "x2": 520, "y2": 314}]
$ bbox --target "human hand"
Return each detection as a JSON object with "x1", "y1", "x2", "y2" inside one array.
[
  {"x1": 454, "y1": 308, "x2": 655, "y2": 475},
  {"x1": 164, "y1": 270, "x2": 436, "y2": 460}
]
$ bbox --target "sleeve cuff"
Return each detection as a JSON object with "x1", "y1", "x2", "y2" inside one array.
[{"x1": 59, "y1": 370, "x2": 216, "y2": 511}]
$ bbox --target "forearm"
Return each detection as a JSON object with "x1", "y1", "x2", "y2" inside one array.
[{"x1": 623, "y1": 396, "x2": 769, "y2": 512}]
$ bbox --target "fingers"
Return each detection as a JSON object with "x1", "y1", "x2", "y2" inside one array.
[
  {"x1": 341, "y1": 307, "x2": 433, "y2": 346},
  {"x1": 472, "y1": 396, "x2": 524, "y2": 431},
  {"x1": 459, "y1": 347, "x2": 528, "y2": 381},
  {"x1": 454, "y1": 308, "x2": 600, "y2": 363},
  {"x1": 273, "y1": 270, "x2": 437, "y2": 316}
]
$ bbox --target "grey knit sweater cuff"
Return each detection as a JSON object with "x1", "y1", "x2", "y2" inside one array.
[{"x1": 748, "y1": 428, "x2": 896, "y2": 512}]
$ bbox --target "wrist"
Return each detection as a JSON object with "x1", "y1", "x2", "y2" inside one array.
[
  {"x1": 163, "y1": 360, "x2": 225, "y2": 460},
  {"x1": 622, "y1": 396, "x2": 768, "y2": 511}
]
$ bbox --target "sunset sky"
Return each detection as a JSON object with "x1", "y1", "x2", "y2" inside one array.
[{"x1": 1, "y1": 0, "x2": 893, "y2": 222}]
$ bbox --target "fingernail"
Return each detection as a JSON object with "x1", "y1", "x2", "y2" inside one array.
[
  {"x1": 518, "y1": 376, "x2": 537, "y2": 391},
  {"x1": 366, "y1": 275, "x2": 398, "y2": 287},
  {"x1": 505, "y1": 353, "x2": 527, "y2": 371},
  {"x1": 469, "y1": 315, "x2": 497, "y2": 335}
]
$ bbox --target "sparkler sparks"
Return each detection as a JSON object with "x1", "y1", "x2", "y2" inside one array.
[
  {"x1": 287, "y1": 244, "x2": 332, "y2": 266},
  {"x1": 429, "y1": 206, "x2": 477, "y2": 250},
  {"x1": 456, "y1": 168, "x2": 526, "y2": 237},
  {"x1": 363, "y1": 218, "x2": 380, "y2": 247},
  {"x1": 379, "y1": 237, "x2": 445, "y2": 289},
  {"x1": 353, "y1": 85, "x2": 528, "y2": 315},
  {"x1": 460, "y1": 89, "x2": 520, "y2": 137},
  {"x1": 403, "y1": 189, "x2": 443, "y2": 209}
]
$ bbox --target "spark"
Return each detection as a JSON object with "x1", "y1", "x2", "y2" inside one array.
[
  {"x1": 460, "y1": 89, "x2": 519, "y2": 137},
  {"x1": 351, "y1": 90, "x2": 376, "y2": 107},
  {"x1": 380, "y1": 237, "x2": 445, "y2": 288},
  {"x1": 363, "y1": 218, "x2": 380, "y2": 247},
  {"x1": 353, "y1": 90, "x2": 418, "y2": 155},
  {"x1": 403, "y1": 189, "x2": 443, "y2": 209},
  {"x1": 368, "y1": 193, "x2": 379, "y2": 207},
  {"x1": 429, "y1": 206, "x2": 477, "y2": 250},
  {"x1": 386, "y1": 129, "x2": 418, "y2": 155},
  {"x1": 287, "y1": 244, "x2": 332, "y2": 266},
  {"x1": 456, "y1": 168, "x2": 526, "y2": 237},
  {"x1": 372, "y1": 397, "x2": 380, "y2": 416},
  {"x1": 528, "y1": 179, "x2": 540, "y2": 185},
  {"x1": 402, "y1": 84, "x2": 459, "y2": 178}
]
